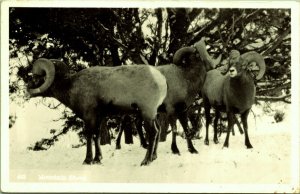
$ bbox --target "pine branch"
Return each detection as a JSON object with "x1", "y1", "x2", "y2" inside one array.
[{"x1": 28, "y1": 126, "x2": 71, "y2": 151}]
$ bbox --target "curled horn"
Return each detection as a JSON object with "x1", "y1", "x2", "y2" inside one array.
[
  {"x1": 241, "y1": 51, "x2": 266, "y2": 80},
  {"x1": 194, "y1": 37, "x2": 222, "y2": 69},
  {"x1": 173, "y1": 47, "x2": 196, "y2": 65},
  {"x1": 29, "y1": 58, "x2": 55, "y2": 95}
]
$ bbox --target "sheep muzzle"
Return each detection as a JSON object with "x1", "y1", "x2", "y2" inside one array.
[{"x1": 229, "y1": 67, "x2": 238, "y2": 78}]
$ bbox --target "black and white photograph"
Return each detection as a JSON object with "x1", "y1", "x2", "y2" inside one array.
[{"x1": 1, "y1": 0, "x2": 299, "y2": 193}]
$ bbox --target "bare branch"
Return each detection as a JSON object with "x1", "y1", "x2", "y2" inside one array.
[
  {"x1": 257, "y1": 81, "x2": 291, "y2": 95},
  {"x1": 244, "y1": 9, "x2": 261, "y2": 20},
  {"x1": 98, "y1": 21, "x2": 147, "y2": 64},
  {"x1": 256, "y1": 94, "x2": 291, "y2": 103},
  {"x1": 188, "y1": 9, "x2": 203, "y2": 22}
]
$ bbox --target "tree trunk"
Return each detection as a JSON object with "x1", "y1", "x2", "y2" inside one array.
[{"x1": 167, "y1": 8, "x2": 190, "y2": 58}]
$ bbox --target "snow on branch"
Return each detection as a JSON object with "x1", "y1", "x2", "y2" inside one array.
[{"x1": 256, "y1": 94, "x2": 291, "y2": 103}]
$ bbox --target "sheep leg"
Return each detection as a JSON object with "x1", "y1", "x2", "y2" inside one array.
[
  {"x1": 116, "y1": 123, "x2": 124, "y2": 150},
  {"x1": 204, "y1": 103, "x2": 211, "y2": 146},
  {"x1": 83, "y1": 133, "x2": 94, "y2": 165},
  {"x1": 231, "y1": 115, "x2": 235, "y2": 136},
  {"x1": 241, "y1": 110, "x2": 253, "y2": 149},
  {"x1": 234, "y1": 115, "x2": 244, "y2": 134},
  {"x1": 83, "y1": 112, "x2": 101, "y2": 165},
  {"x1": 178, "y1": 112, "x2": 198, "y2": 154},
  {"x1": 170, "y1": 116, "x2": 180, "y2": 155},
  {"x1": 93, "y1": 133, "x2": 102, "y2": 164},
  {"x1": 136, "y1": 115, "x2": 148, "y2": 149},
  {"x1": 213, "y1": 110, "x2": 220, "y2": 144},
  {"x1": 223, "y1": 112, "x2": 234, "y2": 148},
  {"x1": 141, "y1": 119, "x2": 158, "y2": 166},
  {"x1": 218, "y1": 118, "x2": 222, "y2": 137},
  {"x1": 152, "y1": 117, "x2": 161, "y2": 161}
]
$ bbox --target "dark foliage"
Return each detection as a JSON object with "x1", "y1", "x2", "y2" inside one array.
[{"x1": 9, "y1": 8, "x2": 291, "y2": 149}]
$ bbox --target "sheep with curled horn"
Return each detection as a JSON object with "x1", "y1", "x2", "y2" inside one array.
[
  {"x1": 27, "y1": 59, "x2": 167, "y2": 166},
  {"x1": 202, "y1": 49, "x2": 266, "y2": 148},
  {"x1": 154, "y1": 37, "x2": 221, "y2": 155},
  {"x1": 113, "y1": 37, "x2": 221, "y2": 154}
]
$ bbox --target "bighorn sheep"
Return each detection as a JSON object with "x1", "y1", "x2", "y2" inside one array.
[
  {"x1": 155, "y1": 37, "x2": 221, "y2": 154},
  {"x1": 27, "y1": 59, "x2": 167, "y2": 165},
  {"x1": 202, "y1": 50, "x2": 266, "y2": 148},
  {"x1": 113, "y1": 38, "x2": 220, "y2": 154}
]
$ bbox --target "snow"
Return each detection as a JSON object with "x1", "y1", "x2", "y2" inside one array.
[{"x1": 7, "y1": 100, "x2": 299, "y2": 192}]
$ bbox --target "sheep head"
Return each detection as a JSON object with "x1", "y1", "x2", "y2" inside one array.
[
  {"x1": 173, "y1": 37, "x2": 221, "y2": 70},
  {"x1": 228, "y1": 50, "x2": 266, "y2": 80},
  {"x1": 28, "y1": 58, "x2": 69, "y2": 96}
]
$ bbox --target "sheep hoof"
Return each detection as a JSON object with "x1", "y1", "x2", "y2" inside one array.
[
  {"x1": 223, "y1": 143, "x2": 229, "y2": 148},
  {"x1": 140, "y1": 159, "x2": 152, "y2": 166},
  {"x1": 83, "y1": 159, "x2": 93, "y2": 165},
  {"x1": 172, "y1": 150, "x2": 181, "y2": 155},
  {"x1": 204, "y1": 140, "x2": 209, "y2": 145},
  {"x1": 171, "y1": 144, "x2": 180, "y2": 155},
  {"x1": 152, "y1": 154, "x2": 157, "y2": 161},
  {"x1": 92, "y1": 160, "x2": 102, "y2": 164},
  {"x1": 188, "y1": 148, "x2": 198, "y2": 154},
  {"x1": 246, "y1": 144, "x2": 253, "y2": 149},
  {"x1": 93, "y1": 157, "x2": 102, "y2": 164},
  {"x1": 214, "y1": 139, "x2": 219, "y2": 144}
]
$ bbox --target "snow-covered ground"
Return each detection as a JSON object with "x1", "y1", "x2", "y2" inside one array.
[{"x1": 7, "y1": 100, "x2": 299, "y2": 192}]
